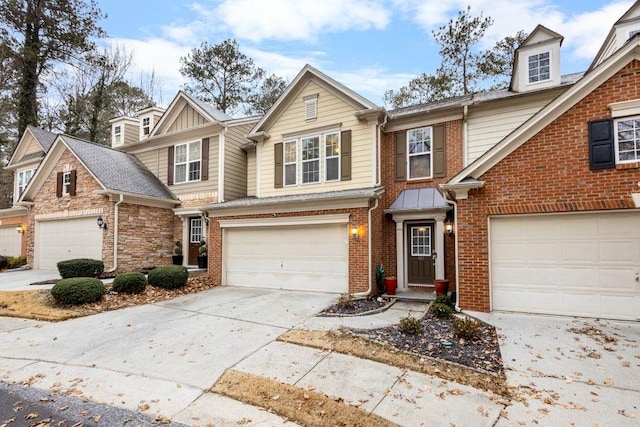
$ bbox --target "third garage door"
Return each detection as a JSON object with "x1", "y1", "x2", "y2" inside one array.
[
  {"x1": 490, "y1": 212, "x2": 640, "y2": 320},
  {"x1": 225, "y1": 224, "x2": 348, "y2": 293},
  {"x1": 36, "y1": 217, "x2": 103, "y2": 270}
]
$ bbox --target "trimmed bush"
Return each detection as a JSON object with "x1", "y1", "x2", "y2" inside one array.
[
  {"x1": 112, "y1": 272, "x2": 147, "y2": 294},
  {"x1": 429, "y1": 302, "x2": 452, "y2": 318},
  {"x1": 435, "y1": 294, "x2": 452, "y2": 306},
  {"x1": 399, "y1": 315, "x2": 423, "y2": 335},
  {"x1": 57, "y1": 258, "x2": 104, "y2": 279},
  {"x1": 7, "y1": 256, "x2": 27, "y2": 269},
  {"x1": 453, "y1": 317, "x2": 483, "y2": 340},
  {"x1": 148, "y1": 265, "x2": 189, "y2": 289},
  {"x1": 51, "y1": 278, "x2": 106, "y2": 305}
]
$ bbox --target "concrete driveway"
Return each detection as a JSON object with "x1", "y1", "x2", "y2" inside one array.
[
  {"x1": 0, "y1": 268, "x2": 60, "y2": 290},
  {"x1": 473, "y1": 311, "x2": 640, "y2": 426}
]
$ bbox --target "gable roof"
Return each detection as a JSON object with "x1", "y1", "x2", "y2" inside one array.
[
  {"x1": 589, "y1": 0, "x2": 640, "y2": 71},
  {"x1": 7, "y1": 126, "x2": 58, "y2": 167},
  {"x1": 26, "y1": 125, "x2": 57, "y2": 152},
  {"x1": 248, "y1": 64, "x2": 378, "y2": 139},
  {"x1": 448, "y1": 36, "x2": 640, "y2": 186},
  {"x1": 509, "y1": 25, "x2": 564, "y2": 92},
  {"x1": 150, "y1": 91, "x2": 232, "y2": 137},
  {"x1": 20, "y1": 134, "x2": 177, "y2": 203}
]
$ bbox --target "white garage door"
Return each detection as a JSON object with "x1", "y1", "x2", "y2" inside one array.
[
  {"x1": 0, "y1": 226, "x2": 22, "y2": 257},
  {"x1": 36, "y1": 217, "x2": 103, "y2": 270},
  {"x1": 225, "y1": 224, "x2": 348, "y2": 293},
  {"x1": 490, "y1": 212, "x2": 640, "y2": 321}
]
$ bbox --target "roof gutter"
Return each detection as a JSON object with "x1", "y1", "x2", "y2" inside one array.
[{"x1": 353, "y1": 194, "x2": 381, "y2": 298}]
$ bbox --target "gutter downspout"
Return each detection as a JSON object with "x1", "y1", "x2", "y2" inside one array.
[
  {"x1": 105, "y1": 194, "x2": 124, "y2": 273},
  {"x1": 462, "y1": 104, "x2": 469, "y2": 167},
  {"x1": 443, "y1": 191, "x2": 461, "y2": 312},
  {"x1": 218, "y1": 127, "x2": 227, "y2": 203},
  {"x1": 377, "y1": 113, "x2": 388, "y2": 186},
  {"x1": 354, "y1": 196, "x2": 380, "y2": 298}
]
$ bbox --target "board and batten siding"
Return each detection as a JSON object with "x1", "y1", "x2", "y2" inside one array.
[
  {"x1": 466, "y1": 92, "x2": 556, "y2": 165},
  {"x1": 24, "y1": 134, "x2": 43, "y2": 156},
  {"x1": 246, "y1": 149, "x2": 257, "y2": 197},
  {"x1": 259, "y1": 80, "x2": 373, "y2": 197},
  {"x1": 224, "y1": 123, "x2": 253, "y2": 201},
  {"x1": 168, "y1": 104, "x2": 207, "y2": 133},
  {"x1": 132, "y1": 134, "x2": 219, "y2": 197}
]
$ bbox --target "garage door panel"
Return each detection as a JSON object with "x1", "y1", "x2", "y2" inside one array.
[
  {"x1": 491, "y1": 212, "x2": 640, "y2": 321},
  {"x1": 0, "y1": 227, "x2": 22, "y2": 257},
  {"x1": 36, "y1": 218, "x2": 102, "y2": 270},
  {"x1": 226, "y1": 224, "x2": 348, "y2": 293}
]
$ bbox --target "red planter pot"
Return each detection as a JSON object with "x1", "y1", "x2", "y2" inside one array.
[
  {"x1": 434, "y1": 279, "x2": 450, "y2": 296},
  {"x1": 385, "y1": 277, "x2": 397, "y2": 295}
]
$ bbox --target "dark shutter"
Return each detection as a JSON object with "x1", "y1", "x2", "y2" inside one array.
[
  {"x1": 168, "y1": 146, "x2": 174, "y2": 185},
  {"x1": 201, "y1": 138, "x2": 209, "y2": 181},
  {"x1": 56, "y1": 172, "x2": 63, "y2": 197},
  {"x1": 274, "y1": 143, "x2": 283, "y2": 188},
  {"x1": 589, "y1": 119, "x2": 615, "y2": 170},
  {"x1": 394, "y1": 131, "x2": 407, "y2": 181},
  {"x1": 433, "y1": 125, "x2": 446, "y2": 178},
  {"x1": 69, "y1": 170, "x2": 77, "y2": 196},
  {"x1": 340, "y1": 130, "x2": 352, "y2": 181}
]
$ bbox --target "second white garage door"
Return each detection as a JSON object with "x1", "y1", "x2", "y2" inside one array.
[
  {"x1": 36, "y1": 217, "x2": 103, "y2": 270},
  {"x1": 490, "y1": 211, "x2": 640, "y2": 321},
  {"x1": 0, "y1": 226, "x2": 22, "y2": 257},
  {"x1": 225, "y1": 224, "x2": 349, "y2": 293}
]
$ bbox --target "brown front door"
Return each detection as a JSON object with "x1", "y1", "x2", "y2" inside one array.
[
  {"x1": 407, "y1": 223, "x2": 435, "y2": 285},
  {"x1": 188, "y1": 217, "x2": 203, "y2": 265}
]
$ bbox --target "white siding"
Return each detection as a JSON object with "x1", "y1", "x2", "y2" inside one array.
[{"x1": 247, "y1": 149, "x2": 256, "y2": 197}]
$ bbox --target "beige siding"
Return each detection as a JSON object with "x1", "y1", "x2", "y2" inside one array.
[
  {"x1": 24, "y1": 135, "x2": 42, "y2": 155},
  {"x1": 124, "y1": 122, "x2": 138, "y2": 145},
  {"x1": 246, "y1": 149, "x2": 256, "y2": 197},
  {"x1": 467, "y1": 93, "x2": 556, "y2": 164},
  {"x1": 259, "y1": 80, "x2": 373, "y2": 197},
  {"x1": 224, "y1": 123, "x2": 252, "y2": 201},
  {"x1": 168, "y1": 104, "x2": 207, "y2": 133}
]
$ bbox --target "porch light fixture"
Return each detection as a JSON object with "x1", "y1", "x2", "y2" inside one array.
[
  {"x1": 445, "y1": 219, "x2": 453, "y2": 236},
  {"x1": 97, "y1": 216, "x2": 108, "y2": 230},
  {"x1": 351, "y1": 225, "x2": 359, "y2": 241},
  {"x1": 16, "y1": 225, "x2": 24, "y2": 234}
]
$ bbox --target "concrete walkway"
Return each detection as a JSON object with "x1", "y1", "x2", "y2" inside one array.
[{"x1": 0, "y1": 269, "x2": 60, "y2": 290}]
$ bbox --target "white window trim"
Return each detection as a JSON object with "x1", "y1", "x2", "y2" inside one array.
[
  {"x1": 17, "y1": 168, "x2": 35, "y2": 197},
  {"x1": 614, "y1": 115, "x2": 640, "y2": 164},
  {"x1": 190, "y1": 218, "x2": 203, "y2": 244},
  {"x1": 282, "y1": 130, "x2": 341, "y2": 187},
  {"x1": 113, "y1": 125, "x2": 122, "y2": 144},
  {"x1": 62, "y1": 171, "x2": 71, "y2": 196},
  {"x1": 407, "y1": 127, "x2": 433, "y2": 180},
  {"x1": 410, "y1": 226, "x2": 432, "y2": 256},
  {"x1": 527, "y1": 51, "x2": 551, "y2": 84},
  {"x1": 301, "y1": 136, "x2": 321, "y2": 185},
  {"x1": 142, "y1": 117, "x2": 151, "y2": 136},
  {"x1": 174, "y1": 140, "x2": 202, "y2": 185}
]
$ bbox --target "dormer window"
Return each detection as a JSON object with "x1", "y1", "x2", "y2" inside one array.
[
  {"x1": 114, "y1": 125, "x2": 122, "y2": 144},
  {"x1": 142, "y1": 117, "x2": 150, "y2": 135},
  {"x1": 304, "y1": 95, "x2": 318, "y2": 120},
  {"x1": 528, "y1": 52, "x2": 550, "y2": 83}
]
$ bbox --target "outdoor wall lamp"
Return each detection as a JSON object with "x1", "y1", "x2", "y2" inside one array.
[
  {"x1": 351, "y1": 225, "x2": 359, "y2": 241},
  {"x1": 97, "y1": 216, "x2": 108, "y2": 230},
  {"x1": 16, "y1": 225, "x2": 24, "y2": 234},
  {"x1": 445, "y1": 219, "x2": 453, "y2": 236}
]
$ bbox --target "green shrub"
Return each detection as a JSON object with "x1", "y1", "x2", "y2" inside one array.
[
  {"x1": 399, "y1": 315, "x2": 423, "y2": 335},
  {"x1": 429, "y1": 302, "x2": 452, "y2": 318},
  {"x1": 57, "y1": 259, "x2": 104, "y2": 279},
  {"x1": 112, "y1": 272, "x2": 147, "y2": 294},
  {"x1": 148, "y1": 265, "x2": 188, "y2": 289},
  {"x1": 51, "y1": 278, "x2": 106, "y2": 305},
  {"x1": 336, "y1": 293, "x2": 356, "y2": 309},
  {"x1": 435, "y1": 294, "x2": 451, "y2": 306},
  {"x1": 7, "y1": 256, "x2": 27, "y2": 269},
  {"x1": 453, "y1": 317, "x2": 483, "y2": 340}
]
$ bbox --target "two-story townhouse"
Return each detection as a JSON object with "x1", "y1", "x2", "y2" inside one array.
[
  {"x1": 0, "y1": 126, "x2": 57, "y2": 258},
  {"x1": 204, "y1": 65, "x2": 386, "y2": 295}
]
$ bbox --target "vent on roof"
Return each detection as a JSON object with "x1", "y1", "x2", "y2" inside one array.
[{"x1": 304, "y1": 94, "x2": 318, "y2": 120}]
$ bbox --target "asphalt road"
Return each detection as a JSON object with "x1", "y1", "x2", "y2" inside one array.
[{"x1": 0, "y1": 381, "x2": 187, "y2": 426}]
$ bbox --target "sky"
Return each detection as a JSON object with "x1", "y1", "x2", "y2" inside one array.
[{"x1": 95, "y1": 0, "x2": 636, "y2": 109}]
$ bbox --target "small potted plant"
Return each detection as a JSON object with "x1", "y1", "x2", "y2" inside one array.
[
  {"x1": 172, "y1": 240, "x2": 183, "y2": 265},
  {"x1": 197, "y1": 239, "x2": 208, "y2": 269}
]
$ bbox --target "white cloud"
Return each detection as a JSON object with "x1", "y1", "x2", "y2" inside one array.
[{"x1": 197, "y1": 0, "x2": 390, "y2": 42}]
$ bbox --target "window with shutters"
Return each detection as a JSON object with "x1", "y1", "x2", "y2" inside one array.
[
  {"x1": 62, "y1": 172, "x2": 72, "y2": 195},
  {"x1": 174, "y1": 141, "x2": 201, "y2": 184},
  {"x1": 325, "y1": 132, "x2": 340, "y2": 181},
  {"x1": 284, "y1": 140, "x2": 297, "y2": 186},
  {"x1": 407, "y1": 127, "x2": 432, "y2": 179},
  {"x1": 281, "y1": 130, "x2": 342, "y2": 186},
  {"x1": 528, "y1": 52, "x2": 550, "y2": 83},
  {"x1": 614, "y1": 116, "x2": 640, "y2": 163}
]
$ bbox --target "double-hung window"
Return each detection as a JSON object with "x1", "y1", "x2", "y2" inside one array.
[
  {"x1": 62, "y1": 172, "x2": 71, "y2": 195},
  {"x1": 615, "y1": 116, "x2": 640, "y2": 163},
  {"x1": 17, "y1": 169, "x2": 35, "y2": 197},
  {"x1": 528, "y1": 52, "x2": 550, "y2": 83},
  {"x1": 301, "y1": 136, "x2": 320, "y2": 184},
  {"x1": 324, "y1": 132, "x2": 340, "y2": 181},
  {"x1": 142, "y1": 117, "x2": 150, "y2": 135},
  {"x1": 114, "y1": 125, "x2": 122, "y2": 144},
  {"x1": 174, "y1": 141, "x2": 201, "y2": 184},
  {"x1": 284, "y1": 140, "x2": 297, "y2": 186},
  {"x1": 407, "y1": 127, "x2": 432, "y2": 179}
]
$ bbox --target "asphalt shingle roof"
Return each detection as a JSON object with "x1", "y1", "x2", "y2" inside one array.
[
  {"x1": 182, "y1": 92, "x2": 233, "y2": 122},
  {"x1": 61, "y1": 135, "x2": 177, "y2": 201},
  {"x1": 27, "y1": 125, "x2": 57, "y2": 152}
]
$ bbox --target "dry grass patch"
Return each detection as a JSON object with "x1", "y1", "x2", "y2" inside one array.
[
  {"x1": 279, "y1": 329, "x2": 510, "y2": 397},
  {"x1": 212, "y1": 370, "x2": 398, "y2": 427},
  {"x1": 0, "y1": 275, "x2": 217, "y2": 322}
]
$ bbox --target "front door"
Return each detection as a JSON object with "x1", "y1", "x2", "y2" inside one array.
[
  {"x1": 407, "y1": 223, "x2": 435, "y2": 285},
  {"x1": 188, "y1": 217, "x2": 203, "y2": 265}
]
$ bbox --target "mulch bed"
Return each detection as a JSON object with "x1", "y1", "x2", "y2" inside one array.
[
  {"x1": 318, "y1": 298, "x2": 392, "y2": 316},
  {"x1": 351, "y1": 311, "x2": 504, "y2": 374}
]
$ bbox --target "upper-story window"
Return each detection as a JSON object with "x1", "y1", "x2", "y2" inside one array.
[
  {"x1": 283, "y1": 131, "x2": 340, "y2": 186},
  {"x1": 528, "y1": 52, "x2": 550, "y2": 83},
  {"x1": 174, "y1": 141, "x2": 201, "y2": 184},
  {"x1": 407, "y1": 127, "x2": 432, "y2": 179},
  {"x1": 17, "y1": 168, "x2": 35, "y2": 197},
  {"x1": 304, "y1": 95, "x2": 318, "y2": 120},
  {"x1": 62, "y1": 171, "x2": 72, "y2": 195},
  {"x1": 284, "y1": 140, "x2": 297, "y2": 186},
  {"x1": 301, "y1": 136, "x2": 320, "y2": 184},
  {"x1": 113, "y1": 125, "x2": 122, "y2": 144},
  {"x1": 142, "y1": 117, "x2": 150, "y2": 135},
  {"x1": 615, "y1": 116, "x2": 640, "y2": 163},
  {"x1": 325, "y1": 132, "x2": 340, "y2": 181}
]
